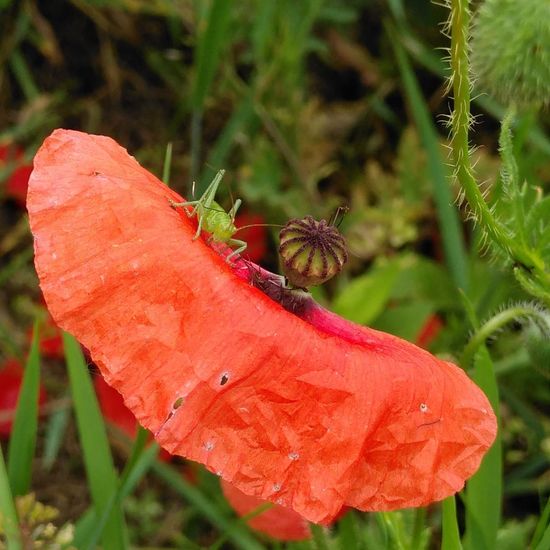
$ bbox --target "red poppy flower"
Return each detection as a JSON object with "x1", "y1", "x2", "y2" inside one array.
[
  {"x1": 415, "y1": 314, "x2": 444, "y2": 349},
  {"x1": 221, "y1": 479, "x2": 311, "y2": 541},
  {"x1": 27, "y1": 130, "x2": 497, "y2": 524},
  {"x1": 0, "y1": 359, "x2": 47, "y2": 437},
  {"x1": 94, "y1": 374, "x2": 141, "y2": 438},
  {"x1": 234, "y1": 212, "x2": 268, "y2": 263},
  {"x1": 1, "y1": 144, "x2": 33, "y2": 207},
  {"x1": 25, "y1": 311, "x2": 64, "y2": 359}
]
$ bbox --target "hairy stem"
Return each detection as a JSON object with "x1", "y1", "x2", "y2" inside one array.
[
  {"x1": 449, "y1": 0, "x2": 549, "y2": 293},
  {"x1": 462, "y1": 304, "x2": 549, "y2": 366}
]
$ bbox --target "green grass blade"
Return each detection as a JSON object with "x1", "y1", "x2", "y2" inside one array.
[
  {"x1": 63, "y1": 332, "x2": 127, "y2": 550},
  {"x1": 534, "y1": 522, "x2": 550, "y2": 550},
  {"x1": 162, "y1": 142, "x2": 173, "y2": 185},
  {"x1": 200, "y1": 95, "x2": 256, "y2": 189},
  {"x1": 464, "y1": 347, "x2": 502, "y2": 550},
  {"x1": 152, "y1": 461, "x2": 264, "y2": 550},
  {"x1": 7, "y1": 320, "x2": 41, "y2": 496},
  {"x1": 411, "y1": 507, "x2": 427, "y2": 550},
  {"x1": 9, "y1": 49, "x2": 39, "y2": 101},
  {"x1": 42, "y1": 398, "x2": 70, "y2": 470},
  {"x1": 337, "y1": 512, "x2": 361, "y2": 549},
  {"x1": 209, "y1": 502, "x2": 272, "y2": 550},
  {"x1": 190, "y1": 0, "x2": 232, "y2": 185},
  {"x1": 74, "y1": 444, "x2": 158, "y2": 550},
  {"x1": 190, "y1": 0, "x2": 232, "y2": 110},
  {"x1": 310, "y1": 523, "x2": 331, "y2": 550},
  {"x1": 532, "y1": 495, "x2": 550, "y2": 548},
  {"x1": 441, "y1": 497, "x2": 462, "y2": 550},
  {"x1": 390, "y1": 29, "x2": 469, "y2": 292},
  {"x1": 0, "y1": 446, "x2": 22, "y2": 549}
]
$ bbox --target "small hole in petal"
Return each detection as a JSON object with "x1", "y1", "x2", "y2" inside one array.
[
  {"x1": 272, "y1": 483, "x2": 281, "y2": 492},
  {"x1": 172, "y1": 397, "x2": 184, "y2": 410},
  {"x1": 288, "y1": 452, "x2": 300, "y2": 461},
  {"x1": 420, "y1": 403, "x2": 429, "y2": 413},
  {"x1": 220, "y1": 373, "x2": 229, "y2": 386},
  {"x1": 204, "y1": 441, "x2": 215, "y2": 451}
]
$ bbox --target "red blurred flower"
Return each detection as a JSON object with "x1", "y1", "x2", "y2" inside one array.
[
  {"x1": 1, "y1": 144, "x2": 32, "y2": 208},
  {"x1": 221, "y1": 479, "x2": 311, "y2": 541},
  {"x1": 25, "y1": 312, "x2": 64, "y2": 359},
  {"x1": 94, "y1": 374, "x2": 172, "y2": 461},
  {"x1": 235, "y1": 212, "x2": 268, "y2": 263},
  {"x1": 27, "y1": 130, "x2": 497, "y2": 524},
  {"x1": 415, "y1": 314, "x2": 444, "y2": 349},
  {"x1": 94, "y1": 374, "x2": 140, "y2": 438},
  {"x1": 0, "y1": 359, "x2": 47, "y2": 437}
]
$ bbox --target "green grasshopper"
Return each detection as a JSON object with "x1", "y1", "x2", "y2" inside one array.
[{"x1": 169, "y1": 170, "x2": 247, "y2": 263}]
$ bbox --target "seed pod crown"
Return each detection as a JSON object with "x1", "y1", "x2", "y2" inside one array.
[{"x1": 279, "y1": 215, "x2": 348, "y2": 288}]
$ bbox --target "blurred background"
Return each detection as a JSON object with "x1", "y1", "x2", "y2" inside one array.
[{"x1": 1, "y1": 0, "x2": 549, "y2": 548}]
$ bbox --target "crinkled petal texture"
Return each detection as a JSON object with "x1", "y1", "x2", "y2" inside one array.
[{"x1": 28, "y1": 130, "x2": 497, "y2": 524}]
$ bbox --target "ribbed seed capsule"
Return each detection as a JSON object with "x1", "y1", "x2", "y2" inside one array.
[{"x1": 279, "y1": 215, "x2": 348, "y2": 288}]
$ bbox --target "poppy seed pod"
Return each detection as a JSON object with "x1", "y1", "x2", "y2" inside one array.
[{"x1": 279, "y1": 216, "x2": 348, "y2": 288}]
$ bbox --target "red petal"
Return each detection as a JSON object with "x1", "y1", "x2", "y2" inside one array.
[
  {"x1": 416, "y1": 314, "x2": 444, "y2": 349},
  {"x1": 0, "y1": 359, "x2": 47, "y2": 437},
  {"x1": 1, "y1": 144, "x2": 32, "y2": 207},
  {"x1": 221, "y1": 479, "x2": 310, "y2": 541},
  {"x1": 235, "y1": 213, "x2": 268, "y2": 263},
  {"x1": 94, "y1": 374, "x2": 140, "y2": 438},
  {"x1": 27, "y1": 130, "x2": 497, "y2": 524}
]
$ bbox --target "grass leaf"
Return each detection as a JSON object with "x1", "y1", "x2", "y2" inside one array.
[
  {"x1": 0, "y1": 446, "x2": 22, "y2": 549},
  {"x1": 7, "y1": 320, "x2": 41, "y2": 496},
  {"x1": 63, "y1": 332, "x2": 128, "y2": 549},
  {"x1": 152, "y1": 460, "x2": 264, "y2": 550},
  {"x1": 441, "y1": 496, "x2": 462, "y2": 550},
  {"x1": 390, "y1": 28, "x2": 469, "y2": 292},
  {"x1": 464, "y1": 347, "x2": 502, "y2": 550}
]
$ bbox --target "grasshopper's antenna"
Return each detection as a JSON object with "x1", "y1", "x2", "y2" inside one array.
[
  {"x1": 224, "y1": 177, "x2": 238, "y2": 222},
  {"x1": 191, "y1": 180, "x2": 197, "y2": 199},
  {"x1": 235, "y1": 223, "x2": 284, "y2": 233}
]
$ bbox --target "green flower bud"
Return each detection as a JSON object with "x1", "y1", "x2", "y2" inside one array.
[
  {"x1": 471, "y1": 0, "x2": 550, "y2": 109},
  {"x1": 279, "y1": 216, "x2": 348, "y2": 288}
]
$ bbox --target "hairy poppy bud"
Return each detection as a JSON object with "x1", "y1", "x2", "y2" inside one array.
[
  {"x1": 279, "y1": 215, "x2": 348, "y2": 288},
  {"x1": 471, "y1": 0, "x2": 550, "y2": 109}
]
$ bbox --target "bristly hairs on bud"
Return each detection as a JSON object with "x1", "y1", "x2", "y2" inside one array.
[
  {"x1": 440, "y1": 0, "x2": 550, "y2": 306},
  {"x1": 470, "y1": 0, "x2": 550, "y2": 111}
]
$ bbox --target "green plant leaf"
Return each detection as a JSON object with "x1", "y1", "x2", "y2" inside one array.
[
  {"x1": 152, "y1": 461, "x2": 263, "y2": 550},
  {"x1": 0, "y1": 446, "x2": 22, "y2": 549},
  {"x1": 63, "y1": 332, "x2": 127, "y2": 549},
  {"x1": 442, "y1": 496, "x2": 462, "y2": 550},
  {"x1": 390, "y1": 25, "x2": 469, "y2": 292},
  {"x1": 464, "y1": 348, "x2": 502, "y2": 550},
  {"x1": 332, "y1": 258, "x2": 404, "y2": 325},
  {"x1": 7, "y1": 320, "x2": 41, "y2": 496}
]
